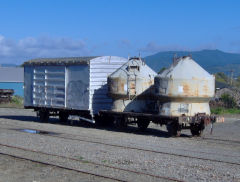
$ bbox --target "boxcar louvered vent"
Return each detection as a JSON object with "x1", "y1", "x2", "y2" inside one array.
[{"x1": 33, "y1": 67, "x2": 65, "y2": 108}]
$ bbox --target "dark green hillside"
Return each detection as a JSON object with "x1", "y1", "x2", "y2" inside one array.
[{"x1": 145, "y1": 50, "x2": 240, "y2": 76}]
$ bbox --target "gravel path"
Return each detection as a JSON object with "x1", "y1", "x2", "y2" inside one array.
[{"x1": 0, "y1": 108, "x2": 240, "y2": 182}]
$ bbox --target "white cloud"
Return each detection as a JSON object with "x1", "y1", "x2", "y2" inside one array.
[{"x1": 0, "y1": 35, "x2": 90, "y2": 64}]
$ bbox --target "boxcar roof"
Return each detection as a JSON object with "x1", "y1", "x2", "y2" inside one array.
[{"x1": 23, "y1": 56, "x2": 99, "y2": 66}]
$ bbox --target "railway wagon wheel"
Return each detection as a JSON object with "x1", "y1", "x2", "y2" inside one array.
[
  {"x1": 137, "y1": 119, "x2": 150, "y2": 131},
  {"x1": 59, "y1": 111, "x2": 69, "y2": 123},
  {"x1": 38, "y1": 110, "x2": 49, "y2": 123},
  {"x1": 114, "y1": 117, "x2": 127, "y2": 129},
  {"x1": 95, "y1": 114, "x2": 114, "y2": 127},
  {"x1": 166, "y1": 122, "x2": 181, "y2": 137},
  {"x1": 190, "y1": 123, "x2": 205, "y2": 137}
]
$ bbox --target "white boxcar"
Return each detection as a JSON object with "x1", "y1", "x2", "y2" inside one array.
[{"x1": 23, "y1": 56, "x2": 127, "y2": 122}]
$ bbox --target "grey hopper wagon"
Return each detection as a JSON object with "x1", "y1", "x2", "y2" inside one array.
[
  {"x1": 105, "y1": 57, "x2": 157, "y2": 130},
  {"x1": 155, "y1": 56, "x2": 215, "y2": 116},
  {"x1": 108, "y1": 57, "x2": 157, "y2": 113},
  {"x1": 100, "y1": 56, "x2": 217, "y2": 136},
  {"x1": 23, "y1": 56, "x2": 128, "y2": 123},
  {"x1": 154, "y1": 56, "x2": 216, "y2": 136}
]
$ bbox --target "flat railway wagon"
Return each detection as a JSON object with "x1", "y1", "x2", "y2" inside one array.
[{"x1": 23, "y1": 56, "x2": 128, "y2": 123}]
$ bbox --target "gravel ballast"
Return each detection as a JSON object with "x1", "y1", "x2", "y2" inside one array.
[{"x1": 0, "y1": 108, "x2": 240, "y2": 182}]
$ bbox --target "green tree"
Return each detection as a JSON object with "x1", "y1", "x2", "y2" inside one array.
[
  {"x1": 215, "y1": 72, "x2": 229, "y2": 84},
  {"x1": 220, "y1": 93, "x2": 237, "y2": 108}
]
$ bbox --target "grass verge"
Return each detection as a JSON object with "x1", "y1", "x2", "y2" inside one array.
[
  {"x1": 0, "y1": 96, "x2": 23, "y2": 109},
  {"x1": 211, "y1": 107, "x2": 240, "y2": 115}
]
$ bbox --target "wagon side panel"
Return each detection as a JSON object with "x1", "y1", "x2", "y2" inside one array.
[
  {"x1": 89, "y1": 56, "x2": 127, "y2": 114},
  {"x1": 66, "y1": 65, "x2": 90, "y2": 110}
]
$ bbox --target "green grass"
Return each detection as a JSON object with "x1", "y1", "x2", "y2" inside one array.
[
  {"x1": 0, "y1": 95, "x2": 23, "y2": 108},
  {"x1": 75, "y1": 156, "x2": 89, "y2": 164},
  {"x1": 77, "y1": 156, "x2": 84, "y2": 160},
  {"x1": 211, "y1": 107, "x2": 240, "y2": 115}
]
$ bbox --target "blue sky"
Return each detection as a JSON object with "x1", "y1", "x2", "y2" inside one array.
[{"x1": 0, "y1": 0, "x2": 239, "y2": 64}]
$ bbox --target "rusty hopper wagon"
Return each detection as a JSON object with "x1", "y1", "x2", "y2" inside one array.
[
  {"x1": 102, "y1": 57, "x2": 157, "y2": 129},
  {"x1": 99, "y1": 56, "x2": 217, "y2": 136},
  {"x1": 23, "y1": 56, "x2": 128, "y2": 123},
  {"x1": 154, "y1": 56, "x2": 216, "y2": 136}
]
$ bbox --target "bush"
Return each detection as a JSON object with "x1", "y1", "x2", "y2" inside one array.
[
  {"x1": 211, "y1": 107, "x2": 225, "y2": 114},
  {"x1": 11, "y1": 95, "x2": 23, "y2": 105},
  {"x1": 220, "y1": 93, "x2": 237, "y2": 108},
  {"x1": 0, "y1": 95, "x2": 23, "y2": 108}
]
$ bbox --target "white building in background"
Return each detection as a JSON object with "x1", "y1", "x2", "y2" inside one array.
[{"x1": 0, "y1": 67, "x2": 24, "y2": 96}]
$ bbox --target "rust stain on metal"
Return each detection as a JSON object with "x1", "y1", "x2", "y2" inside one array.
[
  {"x1": 143, "y1": 81, "x2": 153, "y2": 88},
  {"x1": 183, "y1": 84, "x2": 190, "y2": 95},
  {"x1": 168, "y1": 82, "x2": 173, "y2": 96},
  {"x1": 148, "y1": 80, "x2": 153, "y2": 85},
  {"x1": 198, "y1": 104, "x2": 204, "y2": 111},
  {"x1": 192, "y1": 77, "x2": 199, "y2": 80},
  {"x1": 129, "y1": 82, "x2": 135, "y2": 89},
  {"x1": 203, "y1": 84, "x2": 209, "y2": 94},
  {"x1": 120, "y1": 82, "x2": 124, "y2": 92},
  {"x1": 194, "y1": 86, "x2": 199, "y2": 97}
]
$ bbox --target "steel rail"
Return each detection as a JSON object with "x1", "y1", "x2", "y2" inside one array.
[
  {"x1": 1, "y1": 124, "x2": 240, "y2": 166},
  {"x1": 0, "y1": 152, "x2": 125, "y2": 182},
  {"x1": 1, "y1": 123, "x2": 240, "y2": 159},
  {"x1": 0, "y1": 143, "x2": 184, "y2": 182},
  {"x1": 42, "y1": 133, "x2": 240, "y2": 166}
]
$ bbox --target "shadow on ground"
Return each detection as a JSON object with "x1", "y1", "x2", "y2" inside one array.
[{"x1": 0, "y1": 115, "x2": 190, "y2": 138}]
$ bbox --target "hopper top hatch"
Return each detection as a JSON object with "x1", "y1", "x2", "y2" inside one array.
[
  {"x1": 158, "y1": 56, "x2": 214, "y2": 80},
  {"x1": 110, "y1": 57, "x2": 156, "y2": 79}
]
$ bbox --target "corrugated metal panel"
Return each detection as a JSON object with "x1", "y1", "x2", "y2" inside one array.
[
  {"x1": 24, "y1": 56, "x2": 127, "y2": 114},
  {"x1": 32, "y1": 66, "x2": 66, "y2": 108},
  {"x1": 89, "y1": 56, "x2": 127, "y2": 114}
]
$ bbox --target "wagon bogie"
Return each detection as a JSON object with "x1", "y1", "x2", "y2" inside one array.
[{"x1": 59, "y1": 111, "x2": 69, "y2": 123}]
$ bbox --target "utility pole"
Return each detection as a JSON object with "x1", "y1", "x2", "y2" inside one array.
[{"x1": 230, "y1": 69, "x2": 234, "y2": 86}]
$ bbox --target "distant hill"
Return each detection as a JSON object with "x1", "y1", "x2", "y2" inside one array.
[
  {"x1": 145, "y1": 49, "x2": 240, "y2": 76},
  {"x1": 0, "y1": 64, "x2": 18, "y2": 67}
]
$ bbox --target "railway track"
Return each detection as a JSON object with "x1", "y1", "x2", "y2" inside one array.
[
  {"x1": 0, "y1": 123, "x2": 240, "y2": 166},
  {"x1": 200, "y1": 137, "x2": 240, "y2": 145},
  {"x1": 0, "y1": 143, "x2": 184, "y2": 182},
  {"x1": 0, "y1": 152, "x2": 124, "y2": 182},
  {"x1": 186, "y1": 136, "x2": 240, "y2": 147},
  {"x1": 2, "y1": 121, "x2": 240, "y2": 148}
]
